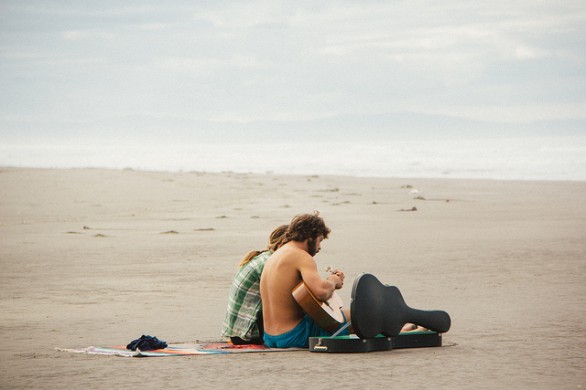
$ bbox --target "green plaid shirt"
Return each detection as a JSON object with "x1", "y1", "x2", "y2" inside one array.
[{"x1": 221, "y1": 251, "x2": 272, "y2": 340}]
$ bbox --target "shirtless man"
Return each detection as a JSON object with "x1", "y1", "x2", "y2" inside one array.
[
  {"x1": 260, "y1": 212, "x2": 425, "y2": 348},
  {"x1": 260, "y1": 212, "x2": 350, "y2": 348}
]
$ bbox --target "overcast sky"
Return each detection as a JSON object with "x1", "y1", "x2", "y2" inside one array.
[{"x1": 1, "y1": 1, "x2": 585, "y2": 143}]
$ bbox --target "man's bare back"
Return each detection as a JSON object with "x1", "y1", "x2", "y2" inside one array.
[{"x1": 260, "y1": 239, "x2": 343, "y2": 336}]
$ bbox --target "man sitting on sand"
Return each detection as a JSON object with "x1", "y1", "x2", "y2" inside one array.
[
  {"x1": 260, "y1": 212, "x2": 349, "y2": 348},
  {"x1": 260, "y1": 212, "x2": 421, "y2": 348}
]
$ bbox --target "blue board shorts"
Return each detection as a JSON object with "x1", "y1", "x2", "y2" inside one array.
[{"x1": 263, "y1": 313, "x2": 350, "y2": 348}]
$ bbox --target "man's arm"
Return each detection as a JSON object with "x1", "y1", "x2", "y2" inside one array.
[{"x1": 298, "y1": 254, "x2": 343, "y2": 301}]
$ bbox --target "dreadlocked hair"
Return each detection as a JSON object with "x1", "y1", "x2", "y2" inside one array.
[{"x1": 238, "y1": 224, "x2": 289, "y2": 267}]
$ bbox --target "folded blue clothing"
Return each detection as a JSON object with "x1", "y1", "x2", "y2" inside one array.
[{"x1": 126, "y1": 335, "x2": 168, "y2": 351}]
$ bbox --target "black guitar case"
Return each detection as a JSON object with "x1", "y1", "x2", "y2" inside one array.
[
  {"x1": 350, "y1": 273, "x2": 451, "y2": 339},
  {"x1": 392, "y1": 330, "x2": 443, "y2": 349},
  {"x1": 309, "y1": 335, "x2": 391, "y2": 353},
  {"x1": 309, "y1": 331, "x2": 443, "y2": 353},
  {"x1": 309, "y1": 273, "x2": 450, "y2": 353}
]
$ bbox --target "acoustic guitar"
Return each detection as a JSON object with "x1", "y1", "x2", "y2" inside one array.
[{"x1": 292, "y1": 281, "x2": 345, "y2": 333}]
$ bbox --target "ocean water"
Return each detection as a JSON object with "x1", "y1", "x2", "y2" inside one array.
[{"x1": 1, "y1": 135, "x2": 585, "y2": 181}]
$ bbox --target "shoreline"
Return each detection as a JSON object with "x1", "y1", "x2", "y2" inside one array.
[
  {"x1": 1, "y1": 167, "x2": 584, "y2": 388},
  {"x1": 2, "y1": 165, "x2": 585, "y2": 184}
]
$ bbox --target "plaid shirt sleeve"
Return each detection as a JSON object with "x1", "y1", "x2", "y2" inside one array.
[{"x1": 221, "y1": 251, "x2": 271, "y2": 340}]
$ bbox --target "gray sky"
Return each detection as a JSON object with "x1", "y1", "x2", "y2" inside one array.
[{"x1": 1, "y1": 1, "x2": 585, "y2": 143}]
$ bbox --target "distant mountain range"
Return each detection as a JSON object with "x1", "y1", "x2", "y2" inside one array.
[{"x1": 2, "y1": 111, "x2": 585, "y2": 145}]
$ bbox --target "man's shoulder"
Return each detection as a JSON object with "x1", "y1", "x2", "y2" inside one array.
[{"x1": 275, "y1": 245, "x2": 312, "y2": 262}]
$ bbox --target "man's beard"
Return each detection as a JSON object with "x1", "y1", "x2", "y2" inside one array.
[{"x1": 307, "y1": 238, "x2": 320, "y2": 256}]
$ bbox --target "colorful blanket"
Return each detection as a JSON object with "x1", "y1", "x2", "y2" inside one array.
[{"x1": 56, "y1": 341, "x2": 303, "y2": 357}]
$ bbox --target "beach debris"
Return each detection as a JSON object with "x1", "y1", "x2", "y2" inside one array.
[
  {"x1": 401, "y1": 185, "x2": 413, "y2": 189},
  {"x1": 398, "y1": 207, "x2": 418, "y2": 212},
  {"x1": 332, "y1": 201, "x2": 351, "y2": 206},
  {"x1": 194, "y1": 228, "x2": 215, "y2": 231},
  {"x1": 83, "y1": 226, "x2": 91, "y2": 230},
  {"x1": 93, "y1": 234, "x2": 107, "y2": 238},
  {"x1": 161, "y1": 230, "x2": 179, "y2": 234},
  {"x1": 415, "y1": 197, "x2": 452, "y2": 202},
  {"x1": 409, "y1": 189, "x2": 420, "y2": 195}
]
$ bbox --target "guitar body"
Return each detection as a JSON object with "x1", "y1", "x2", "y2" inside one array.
[
  {"x1": 350, "y1": 273, "x2": 451, "y2": 339},
  {"x1": 292, "y1": 282, "x2": 345, "y2": 333}
]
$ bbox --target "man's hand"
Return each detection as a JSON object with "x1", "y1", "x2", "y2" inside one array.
[{"x1": 327, "y1": 270, "x2": 345, "y2": 289}]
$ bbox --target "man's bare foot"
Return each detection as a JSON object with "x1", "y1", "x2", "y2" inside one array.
[{"x1": 401, "y1": 323, "x2": 428, "y2": 332}]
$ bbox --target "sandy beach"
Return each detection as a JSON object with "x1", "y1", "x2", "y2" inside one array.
[{"x1": 0, "y1": 167, "x2": 584, "y2": 389}]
